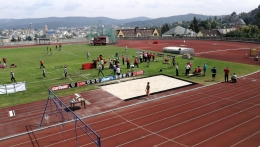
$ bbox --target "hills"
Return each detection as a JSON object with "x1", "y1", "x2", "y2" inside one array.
[{"x1": 0, "y1": 14, "x2": 222, "y2": 30}]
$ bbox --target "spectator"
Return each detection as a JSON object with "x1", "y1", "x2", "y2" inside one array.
[
  {"x1": 175, "y1": 63, "x2": 179, "y2": 76},
  {"x1": 139, "y1": 53, "x2": 143, "y2": 63},
  {"x1": 231, "y1": 73, "x2": 237, "y2": 83},
  {"x1": 198, "y1": 66, "x2": 202, "y2": 74},
  {"x1": 122, "y1": 55, "x2": 125, "y2": 65},
  {"x1": 224, "y1": 67, "x2": 230, "y2": 82},
  {"x1": 134, "y1": 57, "x2": 139, "y2": 68},
  {"x1": 185, "y1": 63, "x2": 191, "y2": 76},
  {"x1": 116, "y1": 66, "x2": 121, "y2": 83},
  {"x1": 145, "y1": 82, "x2": 150, "y2": 99},
  {"x1": 64, "y1": 66, "x2": 68, "y2": 79},
  {"x1": 126, "y1": 58, "x2": 130, "y2": 69},
  {"x1": 87, "y1": 51, "x2": 90, "y2": 59},
  {"x1": 203, "y1": 63, "x2": 207, "y2": 76},
  {"x1": 3, "y1": 57, "x2": 6, "y2": 63},
  {"x1": 211, "y1": 67, "x2": 217, "y2": 81},
  {"x1": 10, "y1": 71, "x2": 16, "y2": 83},
  {"x1": 100, "y1": 59, "x2": 104, "y2": 70},
  {"x1": 113, "y1": 64, "x2": 117, "y2": 75},
  {"x1": 193, "y1": 68, "x2": 198, "y2": 75},
  {"x1": 40, "y1": 59, "x2": 44, "y2": 69},
  {"x1": 98, "y1": 64, "x2": 104, "y2": 76}
]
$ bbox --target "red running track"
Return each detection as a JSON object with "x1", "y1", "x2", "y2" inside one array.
[{"x1": 1, "y1": 72, "x2": 260, "y2": 146}]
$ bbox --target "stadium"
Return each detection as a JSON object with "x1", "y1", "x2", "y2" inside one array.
[{"x1": 0, "y1": 37, "x2": 260, "y2": 147}]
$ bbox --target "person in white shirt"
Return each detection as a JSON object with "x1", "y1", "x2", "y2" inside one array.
[
  {"x1": 64, "y1": 67, "x2": 67, "y2": 79},
  {"x1": 10, "y1": 71, "x2": 16, "y2": 83},
  {"x1": 231, "y1": 73, "x2": 237, "y2": 83},
  {"x1": 87, "y1": 51, "x2": 90, "y2": 59},
  {"x1": 185, "y1": 63, "x2": 191, "y2": 76},
  {"x1": 116, "y1": 66, "x2": 121, "y2": 83},
  {"x1": 42, "y1": 66, "x2": 46, "y2": 78}
]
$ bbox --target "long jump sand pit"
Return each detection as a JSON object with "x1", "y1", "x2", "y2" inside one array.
[{"x1": 101, "y1": 75, "x2": 196, "y2": 100}]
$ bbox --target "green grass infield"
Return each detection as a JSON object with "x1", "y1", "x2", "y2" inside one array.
[{"x1": 0, "y1": 44, "x2": 259, "y2": 108}]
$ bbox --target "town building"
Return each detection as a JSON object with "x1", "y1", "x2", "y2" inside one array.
[{"x1": 116, "y1": 27, "x2": 159, "y2": 37}]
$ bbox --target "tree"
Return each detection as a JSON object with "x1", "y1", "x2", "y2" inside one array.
[
  {"x1": 161, "y1": 23, "x2": 170, "y2": 35},
  {"x1": 208, "y1": 17, "x2": 213, "y2": 23},
  {"x1": 26, "y1": 36, "x2": 32, "y2": 41},
  {"x1": 211, "y1": 20, "x2": 219, "y2": 29},
  {"x1": 11, "y1": 37, "x2": 17, "y2": 42},
  {"x1": 254, "y1": 12, "x2": 260, "y2": 28},
  {"x1": 231, "y1": 12, "x2": 237, "y2": 17},
  {"x1": 245, "y1": 17, "x2": 249, "y2": 25},
  {"x1": 214, "y1": 16, "x2": 218, "y2": 21},
  {"x1": 190, "y1": 17, "x2": 199, "y2": 33},
  {"x1": 199, "y1": 20, "x2": 212, "y2": 30},
  {"x1": 72, "y1": 32, "x2": 77, "y2": 36}
]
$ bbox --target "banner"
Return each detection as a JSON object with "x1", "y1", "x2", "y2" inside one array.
[
  {"x1": 133, "y1": 70, "x2": 145, "y2": 76},
  {"x1": 99, "y1": 76, "x2": 115, "y2": 83},
  {"x1": 69, "y1": 83, "x2": 78, "y2": 88},
  {"x1": 49, "y1": 70, "x2": 145, "y2": 91},
  {"x1": 50, "y1": 84, "x2": 69, "y2": 91},
  {"x1": 77, "y1": 81, "x2": 86, "y2": 87},
  {"x1": 0, "y1": 82, "x2": 27, "y2": 95}
]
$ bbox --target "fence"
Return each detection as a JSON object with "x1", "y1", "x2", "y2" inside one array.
[
  {"x1": 2, "y1": 36, "x2": 260, "y2": 46},
  {"x1": 0, "y1": 38, "x2": 88, "y2": 46},
  {"x1": 39, "y1": 89, "x2": 101, "y2": 147},
  {"x1": 118, "y1": 36, "x2": 260, "y2": 44}
]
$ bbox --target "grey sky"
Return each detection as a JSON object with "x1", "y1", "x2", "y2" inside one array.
[{"x1": 0, "y1": 0, "x2": 259, "y2": 19}]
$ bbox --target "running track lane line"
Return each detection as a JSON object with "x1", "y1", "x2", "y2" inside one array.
[
  {"x1": 8, "y1": 81, "x2": 260, "y2": 146},
  {"x1": 2, "y1": 70, "x2": 260, "y2": 142}
]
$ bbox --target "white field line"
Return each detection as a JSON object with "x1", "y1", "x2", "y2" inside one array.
[
  {"x1": 30, "y1": 71, "x2": 56, "y2": 75},
  {"x1": 28, "y1": 78, "x2": 60, "y2": 83},
  {"x1": 114, "y1": 92, "x2": 260, "y2": 147},
  {"x1": 49, "y1": 83, "x2": 260, "y2": 147},
  {"x1": 62, "y1": 50, "x2": 79, "y2": 56},
  {"x1": 52, "y1": 66, "x2": 60, "y2": 71},
  {"x1": 230, "y1": 130, "x2": 260, "y2": 147},
  {"x1": 195, "y1": 48, "x2": 250, "y2": 55}
]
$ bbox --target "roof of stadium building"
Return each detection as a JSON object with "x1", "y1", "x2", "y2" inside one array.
[{"x1": 162, "y1": 26, "x2": 197, "y2": 36}]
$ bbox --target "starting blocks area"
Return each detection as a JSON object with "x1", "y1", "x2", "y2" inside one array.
[{"x1": 101, "y1": 75, "x2": 195, "y2": 100}]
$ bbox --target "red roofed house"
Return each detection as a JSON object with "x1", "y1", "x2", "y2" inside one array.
[{"x1": 116, "y1": 27, "x2": 159, "y2": 37}]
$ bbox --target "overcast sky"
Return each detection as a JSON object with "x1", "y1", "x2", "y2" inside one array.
[{"x1": 0, "y1": 0, "x2": 259, "y2": 19}]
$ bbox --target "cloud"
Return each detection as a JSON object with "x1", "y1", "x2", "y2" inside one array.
[
  {"x1": 62, "y1": 1, "x2": 81, "y2": 11},
  {"x1": 124, "y1": 0, "x2": 140, "y2": 8},
  {"x1": 32, "y1": 0, "x2": 53, "y2": 7}
]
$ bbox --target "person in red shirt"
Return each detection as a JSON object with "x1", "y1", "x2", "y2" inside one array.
[
  {"x1": 153, "y1": 53, "x2": 156, "y2": 61},
  {"x1": 40, "y1": 59, "x2": 44, "y2": 69},
  {"x1": 3, "y1": 57, "x2": 6, "y2": 63},
  {"x1": 122, "y1": 55, "x2": 125, "y2": 65},
  {"x1": 126, "y1": 58, "x2": 130, "y2": 69},
  {"x1": 165, "y1": 57, "x2": 169, "y2": 63},
  {"x1": 188, "y1": 61, "x2": 192, "y2": 68},
  {"x1": 198, "y1": 66, "x2": 202, "y2": 73},
  {"x1": 224, "y1": 67, "x2": 230, "y2": 82},
  {"x1": 193, "y1": 68, "x2": 198, "y2": 75},
  {"x1": 134, "y1": 57, "x2": 139, "y2": 68}
]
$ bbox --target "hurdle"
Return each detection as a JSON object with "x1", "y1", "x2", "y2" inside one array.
[{"x1": 39, "y1": 89, "x2": 101, "y2": 147}]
